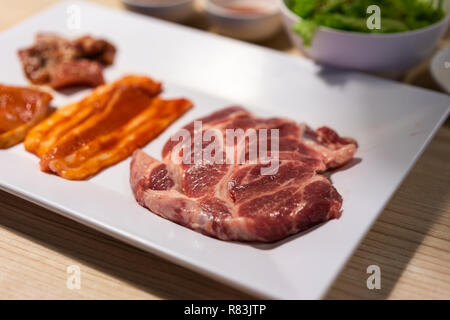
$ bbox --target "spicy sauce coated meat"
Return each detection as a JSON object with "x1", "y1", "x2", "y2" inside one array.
[
  {"x1": 25, "y1": 75, "x2": 192, "y2": 180},
  {"x1": 0, "y1": 84, "x2": 52, "y2": 149}
]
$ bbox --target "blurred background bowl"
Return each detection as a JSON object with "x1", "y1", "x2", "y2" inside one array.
[
  {"x1": 279, "y1": 0, "x2": 450, "y2": 73},
  {"x1": 122, "y1": 0, "x2": 195, "y2": 23},
  {"x1": 203, "y1": 0, "x2": 281, "y2": 42},
  {"x1": 430, "y1": 43, "x2": 450, "y2": 93}
]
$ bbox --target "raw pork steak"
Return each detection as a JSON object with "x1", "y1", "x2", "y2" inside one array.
[{"x1": 130, "y1": 107, "x2": 357, "y2": 242}]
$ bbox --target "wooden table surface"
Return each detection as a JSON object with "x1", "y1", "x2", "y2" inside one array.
[{"x1": 0, "y1": 0, "x2": 449, "y2": 300}]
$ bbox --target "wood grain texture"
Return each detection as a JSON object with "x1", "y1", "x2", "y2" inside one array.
[{"x1": 0, "y1": 0, "x2": 449, "y2": 300}]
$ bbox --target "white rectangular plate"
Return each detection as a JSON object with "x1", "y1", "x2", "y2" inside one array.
[{"x1": 0, "y1": 0, "x2": 449, "y2": 299}]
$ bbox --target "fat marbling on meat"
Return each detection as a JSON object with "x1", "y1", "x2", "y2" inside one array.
[{"x1": 130, "y1": 107, "x2": 357, "y2": 242}]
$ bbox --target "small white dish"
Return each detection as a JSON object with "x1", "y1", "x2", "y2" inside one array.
[
  {"x1": 430, "y1": 43, "x2": 450, "y2": 93},
  {"x1": 122, "y1": 0, "x2": 195, "y2": 23},
  {"x1": 279, "y1": 0, "x2": 450, "y2": 73},
  {"x1": 203, "y1": 0, "x2": 281, "y2": 42}
]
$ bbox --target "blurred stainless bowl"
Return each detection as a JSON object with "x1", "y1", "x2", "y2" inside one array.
[
  {"x1": 279, "y1": 0, "x2": 450, "y2": 73},
  {"x1": 122, "y1": 0, "x2": 195, "y2": 23},
  {"x1": 203, "y1": 0, "x2": 281, "y2": 42},
  {"x1": 430, "y1": 43, "x2": 450, "y2": 93}
]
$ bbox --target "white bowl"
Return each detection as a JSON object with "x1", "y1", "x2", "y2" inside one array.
[
  {"x1": 203, "y1": 0, "x2": 281, "y2": 42},
  {"x1": 430, "y1": 43, "x2": 450, "y2": 93},
  {"x1": 279, "y1": 0, "x2": 450, "y2": 73},
  {"x1": 122, "y1": 0, "x2": 195, "y2": 23}
]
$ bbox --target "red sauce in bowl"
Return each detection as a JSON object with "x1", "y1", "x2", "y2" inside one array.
[{"x1": 224, "y1": 4, "x2": 270, "y2": 16}]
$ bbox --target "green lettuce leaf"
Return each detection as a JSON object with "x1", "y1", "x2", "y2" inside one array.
[
  {"x1": 288, "y1": 0, "x2": 445, "y2": 47},
  {"x1": 292, "y1": 19, "x2": 318, "y2": 46}
]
